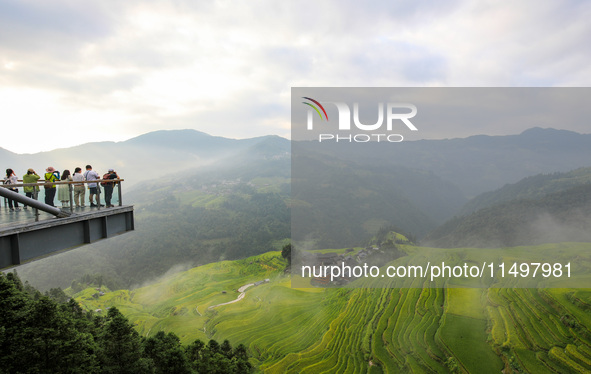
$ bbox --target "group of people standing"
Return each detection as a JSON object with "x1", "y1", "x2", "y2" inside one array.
[{"x1": 3, "y1": 165, "x2": 120, "y2": 211}]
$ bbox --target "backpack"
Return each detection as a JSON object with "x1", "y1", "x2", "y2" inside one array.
[
  {"x1": 4, "y1": 177, "x2": 17, "y2": 192},
  {"x1": 100, "y1": 173, "x2": 110, "y2": 186}
]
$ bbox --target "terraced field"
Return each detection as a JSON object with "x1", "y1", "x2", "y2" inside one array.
[{"x1": 75, "y1": 249, "x2": 591, "y2": 373}]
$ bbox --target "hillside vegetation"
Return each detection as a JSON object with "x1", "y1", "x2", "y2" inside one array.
[
  {"x1": 74, "y1": 249, "x2": 591, "y2": 373},
  {"x1": 17, "y1": 137, "x2": 466, "y2": 290},
  {"x1": 16, "y1": 128, "x2": 591, "y2": 291},
  {"x1": 459, "y1": 166, "x2": 591, "y2": 216},
  {"x1": 425, "y1": 183, "x2": 591, "y2": 248},
  {"x1": 292, "y1": 149, "x2": 467, "y2": 248},
  {"x1": 0, "y1": 272, "x2": 252, "y2": 373}
]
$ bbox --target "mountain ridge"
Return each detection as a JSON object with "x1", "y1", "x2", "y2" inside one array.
[
  {"x1": 307, "y1": 127, "x2": 591, "y2": 197},
  {"x1": 2, "y1": 129, "x2": 289, "y2": 189},
  {"x1": 424, "y1": 182, "x2": 591, "y2": 248}
]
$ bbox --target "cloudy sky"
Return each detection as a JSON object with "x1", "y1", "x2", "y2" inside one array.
[{"x1": 1, "y1": 0, "x2": 590, "y2": 153}]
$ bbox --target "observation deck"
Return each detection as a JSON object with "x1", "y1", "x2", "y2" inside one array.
[{"x1": 1, "y1": 179, "x2": 134, "y2": 269}]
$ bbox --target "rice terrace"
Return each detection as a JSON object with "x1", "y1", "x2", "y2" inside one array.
[{"x1": 74, "y1": 242, "x2": 591, "y2": 373}]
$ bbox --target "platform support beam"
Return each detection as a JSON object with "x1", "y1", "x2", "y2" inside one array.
[{"x1": 1, "y1": 206, "x2": 134, "y2": 269}]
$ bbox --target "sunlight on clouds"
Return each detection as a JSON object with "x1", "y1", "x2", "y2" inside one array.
[
  {"x1": 0, "y1": 0, "x2": 590, "y2": 152},
  {"x1": 83, "y1": 65, "x2": 120, "y2": 77},
  {"x1": 3, "y1": 61, "x2": 16, "y2": 70},
  {"x1": 0, "y1": 87, "x2": 134, "y2": 153}
]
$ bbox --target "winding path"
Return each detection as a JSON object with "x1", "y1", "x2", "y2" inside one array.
[{"x1": 208, "y1": 283, "x2": 255, "y2": 310}]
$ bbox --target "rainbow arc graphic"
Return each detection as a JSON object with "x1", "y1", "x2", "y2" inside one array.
[{"x1": 302, "y1": 97, "x2": 328, "y2": 121}]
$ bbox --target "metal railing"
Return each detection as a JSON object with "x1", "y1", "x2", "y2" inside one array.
[{"x1": 1, "y1": 179, "x2": 125, "y2": 221}]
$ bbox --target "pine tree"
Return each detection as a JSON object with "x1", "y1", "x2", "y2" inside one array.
[
  {"x1": 143, "y1": 331, "x2": 191, "y2": 374},
  {"x1": 96, "y1": 307, "x2": 150, "y2": 374}
]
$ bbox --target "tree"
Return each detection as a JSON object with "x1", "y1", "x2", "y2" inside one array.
[
  {"x1": 220, "y1": 339, "x2": 233, "y2": 359},
  {"x1": 0, "y1": 273, "x2": 252, "y2": 373},
  {"x1": 281, "y1": 243, "x2": 292, "y2": 270},
  {"x1": 0, "y1": 273, "x2": 30, "y2": 372},
  {"x1": 232, "y1": 344, "x2": 253, "y2": 373},
  {"x1": 0, "y1": 278, "x2": 99, "y2": 374},
  {"x1": 46, "y1": 287, "x2": 69, "y2": 303},
  {"x1": 143, "y1": 331, "x2": 191, "y2": 374},
  {"x1": 96, "y1": 307, "x2": 150, "y2": 374},
  {"x1": 185, "y1": 338, "x2": 205, "y2": 362},
  {"x1": 185, "y1": 338, "x2": 252, "y2": 373}
]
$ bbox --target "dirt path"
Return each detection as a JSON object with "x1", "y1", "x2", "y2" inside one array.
[{"x1": 208, "y1": 283, "x2": 254, "y2": 310}]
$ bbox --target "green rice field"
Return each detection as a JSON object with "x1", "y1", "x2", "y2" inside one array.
[{"x1": 75, "y1": 245, "x2": 591, "y2": 373}]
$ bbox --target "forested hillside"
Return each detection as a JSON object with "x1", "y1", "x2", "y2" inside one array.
[
  {"x1": 292, "y1": 150, "x2": 466, "y2": 248},
  {"x1": 6, "y1": 128, "x2": 591, "y2": 373},
  {"x1": 424, "y1": 183, "x2": 591, "y2": 248},
  {"x1": 17, "y1": 186, "x2": 290, "y2": 291},
  {"x1": 0, "y1": 272, "x2": 252, "y2": 373},
  {"x1": 72, "y1": 250, "x2": 591, "y2": 373},
  {"x1": 17, "y1": 133, "x2": 466, "y2": 291},
  {"x1": 459, "y1": 166, "x2": 591, "y2": 216}
]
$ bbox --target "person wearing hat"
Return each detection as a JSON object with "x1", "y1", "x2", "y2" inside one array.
[
  {"x1": 22, "y1": 168, "x2": 41, "y2": 207},
  {"x1": 102, "y1": 168, "x2": 119, "y2": 208},
  {"x1": 44, "y1": 167, "x2": 60, "y2": 207}
]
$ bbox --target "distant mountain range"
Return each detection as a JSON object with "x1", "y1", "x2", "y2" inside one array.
[
  {"x1": 3, "y1": 126, "x2": 590, "y2": 196},
  {"x1": 458, "y1": 166, "x2": 591, "y2": 216},
  {"x1": 7, "y1": 128, "x2": 591, "y2": 374},
  {"x1": 305, "y1": 127, "x2": 591, "y2": 198},
  {"x1": 424, "y1": 167, "x2": 591, "y2": 248},
  {"x1": 0, "y1": 130, "x2": 288, "y2": 190},
  {"x1": 10, "y1": 127, "x2": 591, "y2": 289}
]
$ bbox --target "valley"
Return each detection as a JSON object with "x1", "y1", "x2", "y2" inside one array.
[
  {"x1": 8, "y1": 127, "x2": 591, "y2": 373},
  {"x1": 73, "y1": 249, "x2": 591, "y2": 373}
]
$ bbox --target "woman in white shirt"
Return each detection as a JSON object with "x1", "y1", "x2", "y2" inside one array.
[
  {"x1": 4, "y1": 168, "x2": 20, "y2": 211},
  {"x1": 72, "y1": 167, "x2": 86, "y2": 208}
]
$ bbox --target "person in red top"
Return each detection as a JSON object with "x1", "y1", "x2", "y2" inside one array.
[{"x1": 102, "y1": 169, "x2": 119, "y2": 208}]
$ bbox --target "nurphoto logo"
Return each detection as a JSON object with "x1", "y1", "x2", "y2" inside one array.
[{"x1": 302, "y1": 97, "x2": 418, "y2": 143}]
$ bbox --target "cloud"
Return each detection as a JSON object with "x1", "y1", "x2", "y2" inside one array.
[
  {"x1": 0, "y1": 0, "x2": 590, "y2": 153},
  {"x1": 0, "y1": 0, "x2": 114, "y2": 56}
]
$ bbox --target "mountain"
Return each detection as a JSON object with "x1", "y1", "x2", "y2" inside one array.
[
  {"x1": 424, "y1": 183, "x2": 591, "y2": 248},
  {"x1": 16, "y1": 162, "x2": 291, "y2": 291},
  {"x1": 5, "y1": 127, "x2": 590, "y2": 197},
  {"x1": 12, "y1": 127, "x2": 591, "y2": 289},
  {"x1": 15, "y1": 136, "x2": 463, "y2": 289},
  {"x1": 1, "y1": 129, "x2": 286, "y2": 189},
  {"x1": 71, "y1": 250, "x2": 591, "y2": 373},
  {"x1": 459, "y1": 166, "x2": 591, "y2": 216},
  {"x1": 7, "y1": 128, "x2": 591, "y2": 373},
  {"x1": 307, "y1": 127, "x2": 591, "y2": 198},
  {"x1": 292, "y1": 147, "x2": 467, "y2": 247}
]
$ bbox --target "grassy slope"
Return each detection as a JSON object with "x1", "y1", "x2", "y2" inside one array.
[{"x1": 75, "y1": 248, "x2": 591, "y2": 373}]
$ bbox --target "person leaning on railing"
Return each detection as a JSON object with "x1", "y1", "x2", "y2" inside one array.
[
  {"x1": 58, "y1": 169, "x2": 72, "y2": 208},
  {"x1": 102, "y1": 169, "x2": 119, "y2": 208},
  {"x1": 72, "y1": 167, "x2": 86, "y2": 208},
  {"x1": 3, "y1": 168, "x2": 21, "y2": 211},
  {"x1": 44, "y1": 167, "x2": 60, "y2": 207},
  {"x1": 84, "y1": 165, "x2": 102, "y2": 207},
  {"x1": 22, "y1": 168, "x2": 41, "y2": 208}
]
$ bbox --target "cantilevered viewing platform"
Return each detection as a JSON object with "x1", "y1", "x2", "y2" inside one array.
[{"x1": 1, "y1": 179, "x2": 134, "y2": 269}]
